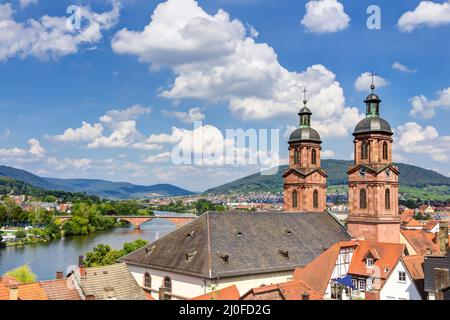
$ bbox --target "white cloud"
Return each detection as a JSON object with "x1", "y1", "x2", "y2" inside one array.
[
  {"x1": 301, "y1": 0, "x2": 350, "y2": 33},
  {"x1": 354, "y1": 72, "x2": 389, "y2": 92},
  {"x1": 395, "y1": 122, "x2": 450, "y2": 163},
  {"x1": 142, "y1": 151, "x2": 171, "y2": 164},
  {"x1": 49, "y1": 121, "x2": 104, "y2": 142},
  {"x1": 27, "y1": 138, "x2": 45, "y2": 156},
  {"x1": 162, "y1": 107, "x2": 205, "y2": 123},
  {"x1": 0, "y1": 147, "x2": 28, "y2": 157},
  {"x1": 409, "y1": 87, "x2": 450, "y2": 119},
  {"x1": 19, "y1": 0, "x2": 38, "y2": 9},
  {"x1": 321, "y1": 149, "x2": 335, "y2": 158},
  {"x1": 111, "y1": 0, "x2": 359, "y2": 136},
  {"x1": 0, "y1": 1, "x2": 120, "y2": 61},
  {"x1": 392, "y1": 62, "x2": 417, "y2": 73},
  {"x1": 398, "y1": 0, "x2": 450, "y2": 32},
  {"x1": 47, "y1": 157, "x2": 93, "y2": 171}
]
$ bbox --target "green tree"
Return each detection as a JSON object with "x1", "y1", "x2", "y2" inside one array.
[
  {"x1": 15, "y1": 230, "x2": 27, "y2": 240},
  {"x1": 84, "y1": 244, "x2": 123, "y2": 267},
  {"x1": 4, "y1": 265, "x2": 37, "y2": 284},
  {"x1": 122, "y1": 239, "x2": 149, "y2": 255}
]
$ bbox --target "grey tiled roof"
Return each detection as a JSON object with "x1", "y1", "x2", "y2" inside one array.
[
  {"x1": 74, "y1": 263, "x2": 147, "y2": 300},
  {"x1": 424, "y1": 250, "x2": 450, "y2": 293},
  {"x1": 353, "y1": 117, "x2": 393, "y2": 135},
  {"x1": 122, "y1": 211, "x2": 351, "y2": 279},
  {"x1": 289, "y1": 128, "x2": 321, "y2": 143}
]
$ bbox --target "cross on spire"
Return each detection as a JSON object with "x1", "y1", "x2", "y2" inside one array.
[
  {"x1": 369, "y1": 70, "x2": 377, "y2": 91},
  {"x1": 302, "y1": 87, "x2": 308, "y2": 105}
]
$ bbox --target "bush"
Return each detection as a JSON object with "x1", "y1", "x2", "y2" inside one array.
[{"x1": 4, "y1": 265, "x2": 37, "y2": 284}]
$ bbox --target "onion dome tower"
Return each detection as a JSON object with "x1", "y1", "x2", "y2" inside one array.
[
  {"x1": 346, "y1": 75, "x2": 400, "y2": 243},
  {"x1": 283, "y1": 89, "x2": 327, "y2": 212}
]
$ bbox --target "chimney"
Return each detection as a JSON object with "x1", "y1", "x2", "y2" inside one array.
[
  {"x1": 301, "y1": 292, "x2": 310, "y2": 300},
  {"x1": 9, "y1": 286, "x2": 19, "y2": 300},
  {"x1": 434, "y1": 268, "x2": 449, "y2": 301},
  {"x1": 78, "y1": 255, "x2": 84, "y2": 267},
  {"x1": 438, "y1": 222, "x2": 449, "y2": 255},
  {"x1": 158, "y1": 287, "x2": 166, "y2": 300},
  {"x1": 56, "y1": 271, "x2": 64, "y2": 279}
]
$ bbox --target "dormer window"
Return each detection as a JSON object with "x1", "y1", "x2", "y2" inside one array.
[{"x1": 366, "y1": 258, "x2": 374, "y2": 267}]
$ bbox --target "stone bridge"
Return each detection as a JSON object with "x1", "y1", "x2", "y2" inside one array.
[{"x1": 56, "y1": 214, "x2": 197, "y2": 230}]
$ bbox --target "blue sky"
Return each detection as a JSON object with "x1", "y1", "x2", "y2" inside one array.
[{"x1": 0, "y1": 0, "x2": 450, "y2": 192}]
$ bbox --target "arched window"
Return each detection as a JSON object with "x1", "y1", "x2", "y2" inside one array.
[
  {"x1": 292, "y1": 190, "x2": 298, "y2": 208},
  {"x1": 163, "y1": 276, "x2": 172, "y2": 300},
  {"x1": 361, "y1": 141, "x2": 369, "y2": 160},
  {"x1": 360, "y1": 189, "x2": 367, "y2": 209},
  {"x1": 383, "y1": 142, "x2": 388, "y2": 160},
  {"x1": 311, "y1": 149, "x2": 317, "y2": 165},
  {"x1": 294, "y1": 149, "x2": 299, "y2": 164},
  {"x1": 313, "y1": 190, "x2": 319, "y2": 209},
  {"x1": 144, "y1": 272, "x2": 151, "y2": 288},
  {"x1": 385, "y1": 189, "x2": 391, "y2": 210}
]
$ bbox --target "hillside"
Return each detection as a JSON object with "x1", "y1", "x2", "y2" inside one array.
[
  {"x1": 0, "y1": 165, "x2": 194, "y2": 199},
  {"x1": 206, "y1": 159, "x2": 450, "y2": 195}
]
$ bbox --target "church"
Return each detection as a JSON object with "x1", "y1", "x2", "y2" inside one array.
[{"x1": 122, "y1": 80, "x2": 407, "y2": 300}]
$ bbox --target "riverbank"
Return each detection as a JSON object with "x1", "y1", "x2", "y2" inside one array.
[{"x1": 0, "y1": 219, "x2": 175, "y2": 280}]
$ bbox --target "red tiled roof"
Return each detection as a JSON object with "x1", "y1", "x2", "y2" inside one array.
[
  {"x1": 292, "y1": 242, "x2": 353, "y2": 296},
  {"x1": 16, "y1": 283, "x2": 48, "y2": 300},
  {"x1": 0, "y1": 275, "x2": 21, "y2": 287},
  {"x1": 401, "y1": 229, "x2": 439, "y2": 255},
  {"x1": 348, "y1": 241, "x2": 404, "y2": 280},
  {"x1": 402, "y1": 255, "x2": 424, "y2": 280},
  {"x1": 403, "y1": 218, "x2": 422, "y2": 228},
  {"x1": 423, "y1": 220, "x2": 439, "y2": 231},
  {"x1": 40, "y1": 278, "x2": 81, "y2": 300},
  {"x1": 0, "y1": 279, "x2": 9, "y2": 300},
  {"x1": 241, "y1": 279, "x2": 322, "y2": 300},
  {"x1": 192, "y1": 285, "x2": 240, "y2": 300}
]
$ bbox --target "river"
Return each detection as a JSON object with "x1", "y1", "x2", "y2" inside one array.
[{"x1": 0, "y1": 213, "x2": 179, "y2": 281}]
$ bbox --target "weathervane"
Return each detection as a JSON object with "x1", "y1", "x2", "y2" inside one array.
[{"x1": 369, "y1": 70, "x2": 377, "y2": 92}]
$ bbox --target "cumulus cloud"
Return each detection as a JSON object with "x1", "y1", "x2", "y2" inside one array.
[
  {"x1": 409, "y1": 87, "x2": 450, "y2": 119},
  {"x1": 321, "y1": 149, "x2": 335, "y2": 158},
  {"x1": 398, "y1": 0, "x2": 450, "y2": 32},
  {"x1": 354, "y1": 72, "x2": 389, "y2": 92},
  {"x1": 392, "y1": 62, "x2": 417, "y2": 73},
  {"x1": 395, "y1": 122, "x2": 450, "y2": 162},
  {"x1": 301, "y1": 0, "x2": 350, "y2": 33},
  {"x1": 19, "y1": 0, "x2": 38, "y2": 9},
  {"x1": 27, "y1": 138, "x2": 45, "y2": 156},
  {"x1": 111, "y1": 0, "x2": 359, "y2": 136},
  {"x1": 142, "y1": 151, "x2": 172, "y2": 164},
  {"x1": 0, "y1": 1, "x2": 120, "y2": 61},
  {"x1": 49, "y1": 122, "x2": 104, "y2": 142},
  {"x1": 162, "y1": 107, "x2": 205, "y2": 124}
]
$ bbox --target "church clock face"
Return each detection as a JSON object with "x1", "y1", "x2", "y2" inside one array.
[
  {"x1": 385, "y1": 168, "x2": 391, "y2": 177},
  {"x1": 359, "y1": 167, "x2": 366, "y2": 178}
]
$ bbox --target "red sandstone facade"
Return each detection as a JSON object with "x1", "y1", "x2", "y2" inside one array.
[
  {"x1": 346, "y1": 90, "x2": 401, "y2": 243},
  {"x1": 283, "y1": 104, "x2": 327, "y2": 212}
]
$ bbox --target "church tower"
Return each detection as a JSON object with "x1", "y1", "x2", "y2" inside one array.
[
  {"x1": 283, "y1": 90, "x2": 327, "y2": 212},
  {"x1": 346, "y1": 79, "x2": 401, "y2": 243}
]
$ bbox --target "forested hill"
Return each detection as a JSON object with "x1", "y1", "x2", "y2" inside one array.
[{"x1": 206, "y1": 159, "x2": 450, "y2": 194}]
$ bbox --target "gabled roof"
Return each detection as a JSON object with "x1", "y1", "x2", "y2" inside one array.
[
  {"x1": 282, "y1": 167, "x2": 328, "y2": 179},
  {"x1": 292, "y1": 241, "x2": 358, "y2": 296},
  {"x1": 40, "y1": 278, "x2": 82, "y2": 300},
  {"x1": 73, "y1": 263, "x2": 147, "y2": 300},
  {"x1": 401, "y1": 229, "x2": 439, "y2": 256},
  {"x1": 241, "y1": 279, "x2": 323, "y2": 300},
  {"x1": 403, "y1": 218, "x2": 422, "y2": 228},
  {"x1": 423, "y1": 220, "x2": 439, "y2": 231},
  {"x1": 191, "y1": 285, "x2": 240, "y2": 300},
  {"x1": 348, "y1": 241, "x2": 404, "y2": 280},
  {"x1": 122, "y1": 211, "x2": 351, "y2": 279},
  {"x1": 347, "y1": 163, "x2": 400, "y2": 176},
  {"x1": 402, "y1": 255, "x2": 424, "y2": 280}
]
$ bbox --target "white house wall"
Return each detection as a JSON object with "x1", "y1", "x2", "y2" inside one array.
[
  {"x1": 380, "y1": 261, "x2": 422, "y2": 300},
  {"x1": 128, "y1": 264, "x2": 293, "y2": 300}
]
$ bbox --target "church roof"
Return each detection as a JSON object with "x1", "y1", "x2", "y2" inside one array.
[
  {"x1": 282, "y1": 167, "x2": 328, "y2": 179},
  {"x1": 121, "y1": 211, "x2": 351, "y2": 279},
  {"x1": 289, "y1": 127, "x2": 321, "y2": 143},
  {"x1": 353, "y1": 117, "x2": 393, "y2": 135}
]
